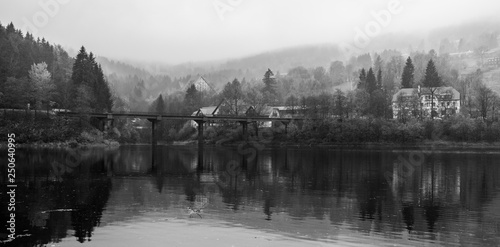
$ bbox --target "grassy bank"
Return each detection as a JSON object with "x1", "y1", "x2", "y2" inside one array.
[
  {"x1": 180, "y1": 116, "x2": 500, "y2": 148},
  {"x1": 3, "y1": 114, "x2": 499, "y2": 149},
  {"x1": 0, "y1": 115, "x2": 119, "y2": 147}
]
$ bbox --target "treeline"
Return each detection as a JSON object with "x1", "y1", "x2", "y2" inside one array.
[
  {"x1": 0, "y1": 22, "x2": 115, "y2": 144},
  {"x1": 287, "y1": 117, "x2": 500, "y2": 144},
  {"x1": 0, "y1": 22, "x2": 113, "y2": 113},
  {"x1": 71, "y1": 47, "x2": 113, "y2": 112},
  {"x1": 139, "y1": 49, "x2": 500, "y2": 144},
  {"x1": 0, "y1": 22, "x2": 73, "y2": 110}
]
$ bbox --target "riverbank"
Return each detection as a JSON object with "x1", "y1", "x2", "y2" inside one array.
[
  {"x1": 0, "y1": 116, "x2": 120, "y2": 148},
  {"x1": 0, "y1": 139, "x2": 120, "y2": 149},
  {"x1": 89, "y1": 139, "x2": 500, "y2": 152},
  {"x1": 2, "y1": 115, "x2": 500, "y2": 150}
]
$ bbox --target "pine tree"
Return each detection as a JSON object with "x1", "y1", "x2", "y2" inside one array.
[
  {"x1": 262, "y1": 68, "x2": 277, "y2": 94},
  {"x1": 185, "y1": 84, "x2": 200, "y2": 113},
  {"x1": 70, "y1": 46, "x2": 113, "y2": 112},
  {"x1": 357, "y1": 68, "x2": 366, "y2": 90},
  {"x1": 401, "y1": 57, "x2": 415, "y2": 88},
  {"x1": 373, "y1": 55, "x2": 383, "y2": 76},
  {"x1": 153, "y1": 94, "x2": 165, "y2": 114},
  {"x1": 95, "y1": 64, "x2": 113, "y2": 112},
  {"x1": 422, "y1": 59, "x2": 443, "y2": 119},
  {"x1": 366, "y1": 68, "x2": 377, "y2": 94},
  {"x1": 376, "y1": 69, "x2": 382, "y2": 89},
  {"x1": 422, "y1": 59, "x2": 442, "y2": 88},
  {"x1": 71, "y1": 46, "x2": 89, "y2": 87}
]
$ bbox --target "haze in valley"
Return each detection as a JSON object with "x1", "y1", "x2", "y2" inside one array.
[{"x1": 1, "y1": 0, "x2": 500, "y2": 65}]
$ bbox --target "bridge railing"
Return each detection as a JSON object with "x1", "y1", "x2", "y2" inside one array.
[{"x1": 55, "y1": 111, "x2": 312, "y2": 121}]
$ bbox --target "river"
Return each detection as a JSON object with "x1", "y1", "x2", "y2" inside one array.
[{"x1": 1, "y1": 145, "x2": 500, "y2": 246}]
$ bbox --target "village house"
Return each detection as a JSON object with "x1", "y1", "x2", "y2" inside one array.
[
  {"x1": 190, "y1": 105, "x2": 221, "y2": 127},
  {"x1": 392, "y1": 86, "x2": 461, "y2": 120},
  {"x1": 485, "y1": 47, "x2": 500, "y2": 68},
  {"x1": 183, "y1": 76, "x2": 217, "y2": 94},
  {"x1": 190, "y1": 103, "x2": 306, "y2": 128}
]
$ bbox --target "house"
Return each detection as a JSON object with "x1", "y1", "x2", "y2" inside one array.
[
  {"x1": 258, "y1": 105, "x2": 307, "y2": 127},
  {"x1": 190, "y1": 105, "x2": 220, "y2": 127},
  {"x1": 267, "y1": 106, "x2": 307, "y2": 118},
  {"x1": 486, "y1": 57, "x2": 500, "y2": 67},
  {"x1": 392, "y1": 86, "x2": 461, "y2": 119},
  {"x1": 183, "y1": 76, "x2": 217, "y2": 94}
]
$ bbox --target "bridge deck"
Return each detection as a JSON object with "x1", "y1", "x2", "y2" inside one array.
[{"x1": 56, "y1": 111, "x2": 309, "y2": 122}]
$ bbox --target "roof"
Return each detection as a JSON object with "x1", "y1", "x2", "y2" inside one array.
[
  {"x1": 392, "y1": 86, "x2": 460, "y2": 102},
  {"x1": 392, "y1": 88, "x2": 418, "y2": 102},
  {"x1": 191, "y1": 106, "x2": 218, "y2": 116},
  {"x1": 184, "y1": 76, "x2": 217, "y2": 93},
  {"x1": 267, "y1": 106, "x2": 301, "y2": 111}
]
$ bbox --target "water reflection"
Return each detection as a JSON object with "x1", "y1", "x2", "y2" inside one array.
[
  {"x1": 1, "y1": 146, "x2": 500, "y2": 246},
  {"x1": 0, "y1": 148, "x2": 112, "y2": 245}
]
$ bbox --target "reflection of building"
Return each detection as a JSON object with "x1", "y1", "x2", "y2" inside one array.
[{"x1": 392, "y1": 86, "x2": 460, "y2": 119}]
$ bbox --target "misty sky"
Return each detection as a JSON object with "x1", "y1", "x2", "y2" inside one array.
[{"x1": 1, "y1": 0, "x2": 499, "y2": 64}]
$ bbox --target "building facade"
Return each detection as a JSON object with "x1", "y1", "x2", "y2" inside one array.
[{"x1": 392, "y1": 86, "x2": 461, "y2": 120}]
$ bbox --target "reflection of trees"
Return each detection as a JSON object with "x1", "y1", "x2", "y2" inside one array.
[
  {"x1": 355, "y1": 152, "x2": 388, "y2": 223},
  {"x1": 263, "y1": 190, "x2": 275, "y2": 221},
  {"x1": 71, "y1": 178, "x2": 112, "y2": 243},
  {"x1": 420, "y1": 158, "x2": 441, "y2": 233},
  {"x1": 423, "y1": 203, "x2": 440, "y2": 232},
  {"x1": 357, "y1": 179, "x2": 380, "y2": 220},
  {"x1": 0, "y1": 147, "x2": 112, "y2": 245},
  {"x1": 402, "y1": 203, "x2": 414, "y2": 232},
  {"x1": 5, "y1": 146, "x2": 500, "y2": 245}
]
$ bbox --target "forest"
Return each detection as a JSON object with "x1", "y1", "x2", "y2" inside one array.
[{"x1": 1, "y1": 21, "x2": 500, "y2": 145}]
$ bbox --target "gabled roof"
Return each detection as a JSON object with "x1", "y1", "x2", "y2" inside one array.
[
  {"x1": 192, "y1": 106, "x2": 218, "y2": 116},
  {"x1": 184, "y1": 76, "x2": 217, "y2": 93},
  {"x1": 270, "y1": 106, "x2": 296, "y2": 111}
]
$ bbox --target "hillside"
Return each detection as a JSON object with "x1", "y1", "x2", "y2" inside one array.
[
  {"x1": 221, "y1": 44, "x2": 343, "y2": 78},
  {"x1": 483, "y1": 68, "x2": 500, "y2": 95}
]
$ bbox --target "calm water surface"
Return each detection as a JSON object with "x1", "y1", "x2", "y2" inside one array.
[{"x1": 1, "y1": 145, "x2": 500, "y2": 246}]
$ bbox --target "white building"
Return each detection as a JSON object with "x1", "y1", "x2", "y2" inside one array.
[{"x1": 392, "y1": 86, "x2": 461, "y2": 119}]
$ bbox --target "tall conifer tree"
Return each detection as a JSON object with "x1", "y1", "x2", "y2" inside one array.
[{"x1": 401, "y1": 57, "x2": 415, "y2": 88}]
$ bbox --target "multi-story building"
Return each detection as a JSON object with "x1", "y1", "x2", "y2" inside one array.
[{"x1": 392, "y1": 86, "x2": 461, "y2": 119}]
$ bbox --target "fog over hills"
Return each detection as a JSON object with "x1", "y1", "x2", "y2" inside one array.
[{"x1": 95, "y1": 20, "x2": 500, "y2": 81}]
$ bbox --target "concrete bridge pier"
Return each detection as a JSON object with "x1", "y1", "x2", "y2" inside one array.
[
  {"x1": 194, "y1": 119, "x2": 206, "y2": 147},
  {"x1": 97, "y1": 114, "x2": 115, "y2": 131},
  {"x1": 194, "y1": 119, "x2": 206, "y2": 171},
  {"x1": 281, "y1": 120, "x2": 290, "y2": 135},
  {"x1": 239, "y1": 121, "x2": 249, "y2": 141},
  {"x1": 254, "y1": 121, "x2": 259, "y2": 137},
  {"x1": 147, "y1": 116, "x2": 162, "y2": 147}
]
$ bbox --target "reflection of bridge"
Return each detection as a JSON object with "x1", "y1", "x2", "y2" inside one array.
[{"x1": 57, "y1": 111, "x2": 308, "y2": 146}]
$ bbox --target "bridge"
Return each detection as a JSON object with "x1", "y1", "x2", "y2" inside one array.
[{"x1": 56, "y1": 111, "x2": 308, "y2": 146}]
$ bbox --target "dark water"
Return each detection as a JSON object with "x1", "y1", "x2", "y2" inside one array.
[{"x1": 1, "y1": 145, "x2": 500, "y2": 246}]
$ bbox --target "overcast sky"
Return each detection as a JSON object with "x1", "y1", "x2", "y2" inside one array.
[{"x1": 1, "y1": 0, "x2": 499, "y2": 64}]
